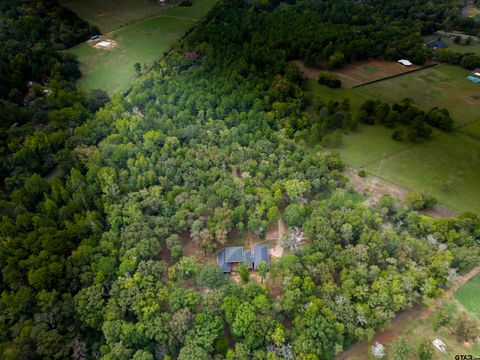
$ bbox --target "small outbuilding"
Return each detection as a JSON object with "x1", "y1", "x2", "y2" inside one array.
[
  {"x1": 432, "y1": 338, "x2": 446, "y2": 353},
  {"x1": 426, "y1": 38, "x2": 448, "y2": 49},
  {"x1": 398, "y1": 59, "x2": 413, "y2": 67},
  {"x1": 473, "y1": 68, "x2": 480, "y2": 77},
  {"x1": 467, "y1": 75, "x2": 480, "y2": 84}
]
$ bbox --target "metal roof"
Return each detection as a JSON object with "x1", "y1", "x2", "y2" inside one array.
[
  {"x1": 252, "y1": 244, "x2": 270, "y2": 270},
  {"x1": 225, "y1": 247, "x2": 244, "y2": 263},
  {"x1": 217, "y1": 250, "x2": 232, "y2": 273}
]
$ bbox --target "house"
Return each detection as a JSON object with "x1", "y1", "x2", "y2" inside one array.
[
  {"x1": 398, "y1": 59, "x2": 413, "y2": 67},
  {"x1": 426, "y1": 38, "x2": 448, "y2": 49},
  {"x1": 217, "y1": 245, "x2": 270, "y2": 273}
]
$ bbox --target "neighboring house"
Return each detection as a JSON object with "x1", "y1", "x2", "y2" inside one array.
[
  {"x1": 473, "y1": 68, "x2": 480, "y2": 77},
  {"x1": 398, "y1": 59, "x2": 413, "y2": 66},
  {"x1": 217, "y1": 245, "x2": 270, "y2": 273},
  {"x1": 426, "y1": 38, "x2": 448, "y2": 49}
]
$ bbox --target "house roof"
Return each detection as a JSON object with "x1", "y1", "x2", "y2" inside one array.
[
  {"x1": 252, "y1": 244, "x2": 270, "y2": 270},
  {"x1": 217, "y1": 250, "x2": 232, "y2": 273},
  {"x1": 225, "y1": 247, "x2": 244, "y2": 263},
  {"x1": 427, "y1": 38, "x2": 448, "y2": 49},
  {"x1": 243, "y1": 250, "x2": 253, "y2": 269},
  {"x1": 398, "y1": 59, "x2": 413, "y2": 66}
]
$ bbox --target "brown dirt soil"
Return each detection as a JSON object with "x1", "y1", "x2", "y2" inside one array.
[
  {"x1": 292, "y1": 59, "x2": 423, "y2": 88},
  {"x1": 336, "y1": 266, "x2": 480, "y2": 360},
  {"x1": 347, "y1": 168, "x2": 456, "y2": 218}
]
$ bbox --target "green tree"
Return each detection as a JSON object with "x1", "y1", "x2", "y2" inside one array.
[{"x1": 257, "y1": 261, "x2": 268, "y2": 283}]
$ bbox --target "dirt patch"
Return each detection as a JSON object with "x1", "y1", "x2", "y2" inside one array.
[
  {"x1": 178, "y1": 232, "x2": 215, "y2": 263},
  {"x1": 292, "y1": 59, "x2": 423, "y2": 88},
  {"x1": 266, "y1": 218, "x2": 286, "y2": 258},
  {"x1": 91, "y1": 38, "x2": 119, "y2": 50},
  {"x1": 346, "y1": 167, "x2": 456, "y2": 218}
]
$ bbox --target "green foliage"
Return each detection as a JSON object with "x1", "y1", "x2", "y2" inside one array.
[
  {"x1": 318, "y1": 72, "x2": 342, "y2": 88},
  {"x1": 198, "y1": 264, "x2": 228, "y2": 288},
  {"x1": 450, "y1": 312, "x2": 480, "y2": 343},
  {"x1": 405, "y1": 191, "x2": 437, "y2": 210}
]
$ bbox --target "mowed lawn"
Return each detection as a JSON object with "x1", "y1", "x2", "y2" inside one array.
[
  {"x1": 309, "y1": 64, "x2": 480, "y2": 213},
  {"x1": 454, "y1": 273, "x2": 480, "y2": 318},
  {"x1": 68, "y1": 0, "x2": 218, "y2": 94}
]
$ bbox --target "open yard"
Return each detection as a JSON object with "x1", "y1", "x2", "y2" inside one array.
[
  {"x1": 454, "y1": 273, "x2": 480, "y2": 318},
  {"x1": 423, "y1": 35, "x2": 480, "y2": 55},
  {"x1": 68, "y1": 0, "x2": 218, "y2": 94},
  {"x1": 293, "y1": 59, "x2": 424, "y2": 88},
  {"x1": 307, "y1": 64, "x2": 480, "y2": 214}
]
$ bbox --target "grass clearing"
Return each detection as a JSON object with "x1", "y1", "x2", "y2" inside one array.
[
  {"x1": 454, "y1": 273, "x2": 480, "y2": 318},
  {"x1": 358, "y1": 64, "x2": 480, "y2": 125},
  {"x1": 60, "y1": 0, "x2": 178, "y2": 33},
  {"x1": 68, "y1": 0, "x2": 218, "y2": 94},
  {"x1": 423, "y1": 35, "x2": 480, "y2": 55},
  {"x1": 306, "y1": 64, "x2": 480, "y2": 213}
]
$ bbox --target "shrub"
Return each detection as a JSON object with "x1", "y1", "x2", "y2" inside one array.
[
  {"x1": 318, "y1": 72, "x2": 341, "y2": 88},
  {"x1": 405, "y1": 191, "x2": 437, "y2": 210},
  {"x1": 358, "y1": 170, "x2": 366, "y2": 178}
]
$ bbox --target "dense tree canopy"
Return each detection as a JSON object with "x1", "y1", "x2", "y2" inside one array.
[{"x1": 0, "y1": 0, "x2": 479, "y2": 359}]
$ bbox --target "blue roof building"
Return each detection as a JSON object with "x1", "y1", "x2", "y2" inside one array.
[{"x1": 426, "y1": 38, "x2": 448, "y2": 49}]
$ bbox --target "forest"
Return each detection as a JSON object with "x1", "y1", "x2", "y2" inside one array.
[{"x1": 0, "y1": 0, "x2": 479, "y2": 359}]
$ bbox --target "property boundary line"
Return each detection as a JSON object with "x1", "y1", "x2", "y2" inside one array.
[{"x1": 352, "y1": 63, "x2": 439, "y2": 88}]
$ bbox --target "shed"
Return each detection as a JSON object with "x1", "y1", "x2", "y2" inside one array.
[
  {"x1": 426, "y1": 38, "x2": 448, "y2": 49},
  {"x1": 398, "y1": 59, "x2": 413, "y2": 67}
]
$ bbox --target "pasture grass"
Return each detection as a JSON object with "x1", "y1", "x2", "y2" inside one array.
[
  {"x1": 454, "y1": 273, "x2": 480, "y2": 318},
  {"x1": 68, "y1": 0, "x2": 218, "y2": 94},
  {"x1": 423, "y1": 35, "x2": 480, "y2": 55},
  {"x1": 59, "y1": 0, "x2": 170, "y2": 32},
  {"x1": 308, "y1": 64, "x2": 480, "y2": 213}
]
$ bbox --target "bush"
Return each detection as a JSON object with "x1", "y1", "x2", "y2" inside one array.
[
  {"x1": 318, "y1": 72, "x2": 341, "y2": 88},
  {"x1": 357, "y1": 170, "x2": 366, "y2": 178},
  {"x1": 405, "y1": 191, "x2": 437, "y2": 210}
]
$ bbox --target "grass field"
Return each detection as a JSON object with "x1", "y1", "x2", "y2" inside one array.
[
  {"x1": 454, "y1": 273, "x2": 480, "y2": 318},
  {"x1": 308, "y1": 64, "x2": 480, "y2": 214},
  {"x1": 60, "y1": 0, "x2": 177, "y2": 32},
  {"x1": 68, "y1": 0, "x2": 218, "y2": 94},
  {"x1": 423, "y1": 35, "x2": 480, "y2": 55}
]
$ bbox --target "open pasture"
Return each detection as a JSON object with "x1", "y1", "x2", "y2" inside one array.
[
  {"x1": 308, "y1": 64, "x2": 480, "y2": 214},
  {"x1": 423, "y1": 35, "x2": 480, "y2": 55},
  {"x1": 60, "y1": 0, "x2": 178, "y2": 33},
  {"x1": 68, "y1": 0, "x2": 218, "y2": 94},
  {"x1": 454, "y1": 273, "x2": 480, "y2": 318}
]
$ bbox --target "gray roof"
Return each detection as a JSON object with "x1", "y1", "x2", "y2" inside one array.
[
  {"x1": 252, "y1": 244, "x2": 270, "y2": 270},
  {"x1": 225, "y1": 247, "x2": 244, "y2": 263},
  {"x1": 217, "y1": 250, "x2": 232, "y2": 273},
  {"x1": 427, "y1": 38, "x2": 447, "y2": 49},
  {"x1": 243, "y1": 250, "x2": 253, "y2": 269}
]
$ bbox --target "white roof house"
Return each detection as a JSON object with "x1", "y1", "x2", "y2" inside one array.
[{"x1": 398, "y1": 59, "x2": 413, "y2": 66}]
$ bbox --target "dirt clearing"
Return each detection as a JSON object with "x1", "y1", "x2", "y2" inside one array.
[{"x1": 292, "y1": 59, "x2": 424, "y2": 88}]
